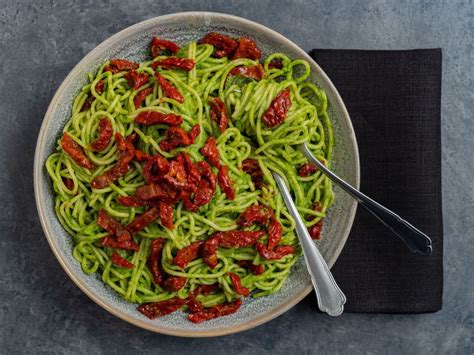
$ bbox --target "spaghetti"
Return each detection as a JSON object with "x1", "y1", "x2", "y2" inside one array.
[{"x1": 45, "y1": 33, "x2": 334, "y2": 323}]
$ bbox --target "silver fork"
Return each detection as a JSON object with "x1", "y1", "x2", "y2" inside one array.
[
  {"x1": 273, "y1": 172, "x2": 346, "y2": 316},
  {"x1": 299, "y1": 143, "x2": 433, "y2": 256}
]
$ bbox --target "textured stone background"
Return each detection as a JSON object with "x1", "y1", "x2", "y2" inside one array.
[{"x1": 1, "y1": 0, "x2": 473, "y2": 353}]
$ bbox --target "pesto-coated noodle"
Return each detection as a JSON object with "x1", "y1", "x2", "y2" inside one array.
[{"x1": 45, "y1": 39, "x2": 334, "y2": 316}]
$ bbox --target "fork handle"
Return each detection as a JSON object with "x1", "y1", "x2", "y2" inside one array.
[
  {"x1": 273, "y1": 173, "x2": 346, "y2": 316},
  {"x1": 301, "y1": 144, "x2": 432, "y2": 256}
]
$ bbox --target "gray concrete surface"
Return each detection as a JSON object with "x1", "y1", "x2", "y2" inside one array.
[{"x1": 1, "y1": 0, "x2": 473, "y2": 353}]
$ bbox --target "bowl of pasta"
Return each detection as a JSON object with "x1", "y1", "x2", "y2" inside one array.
[{"x1": 34, "y1": 12, "x2": 359, "y2": 336}]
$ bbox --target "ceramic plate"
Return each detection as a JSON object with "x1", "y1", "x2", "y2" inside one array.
[{"x1": 34, "y1": 12, "x2": 360, "y2": 337}]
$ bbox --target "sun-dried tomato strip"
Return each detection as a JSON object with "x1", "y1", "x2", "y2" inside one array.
[
  {"x1": 90, "y1": 149, "x2": 134, "y2": 189},
  {"x1": 308, "y1": 202, "x2": 324, "y2": 240},
  {"x1": 268, "y1": 58, "x2": 283, "y2": 69},
  {"x1": 124, "y1": 70, "x2": 149, "y2": 90},
  {"x1": 209, "y1": 97, "x2": 229, "y2": 133},
  {"x1": 95, "y1": 79, "x2": 105, "y2": 94},
  {"x1": 150, "y1": 57, "x2": 195, "y2": 71},
  {"x1": 155, "y1": 73, "x2": 184, "y2": 103},
  {"x1": 298, "y1": 163, "x2": 318, "y2": 177},
  {"x1": 61, "y1": 132, "x2": 95, "y2": 170},
  {"x1": 187, "y1": 299, "x2": 242, "y2": 323},
  {"x1": 89, "y1": 118, "x2": 113, "y2": 152},
  {"x1": 111, "y1": 252, "x2": 134, "y2": 269},
  {"x1": 261, "y1": 88, "x2": 292, "y2": 128},
  {"x1": 148, "y1": 238, "x2": 166, "y2": 286},
  {"x1": 242, "y1": 158, "x2": 264, "y2": 189},
  {"x1": 199, "y1": 32, "x2": 238, "y2": 58},
  {"x1": 200, "y1": 137, "x2": 221, "y2": 168},
  {"x1": 174, "y1": 241, "x2": 204, "y2": 269},
  {"x1": 104, "y1": 59, "x2": 139, "y2": 73},
  {"x1": 218, "y1": 230, "x2": 266, "y2": 248},
  {"x1": 228, "y1": 272, "x2": 250, "y2": 297},
  {"x1": 232, "y1": 38, "x2": 262, "y2": 60},
  {"x1": 163, "y1": 276, "x2": 187, "y2": 292},
  {"x1": 255, "y1": 243, "x2": 295, "y2": 260},
  {"x1": 237, "y1": 205, "x2": 273, "y2": 227},
  {"x1": 159, "y1": 125, "x2": 199, "y2": 152},
  {"x1": 97, "y1": 209, "x2": 132, "y2": 241},
  {"x1": 133, "y1": 87, "x2": 153, "y2": 108},
  {"x1": 229, "y1": 64, "x2": 265, "y2": 81},
  {"x1": 137, "y1": 297, "x2": 187, "y2": 319},
  {"x1": 100, "y1": 236, "x2": 139, "y2": 251},
  {"x1": 127, "y1": 207, "x2": 160, "y2": 234},
  {"x1": 202, "y1": 235, "x2": 220, "y2": 269},
  {"x1": 218, "y1": 165, "x2": 235, "y2": 200},
  {"x1": 267, "y1": 218, "x2": 283, "y2": 250},
  {"x1": 158, "y1": 201, "x2": 174, "y2": 229},
  {"x1": 80, "y1": 96, "x2": 95, "y2": 112},
  {"x1": 134, "y1": 111, "x2": 183, "y2": 126},
  {"x1": 62, "y1": 177, "x2": 75, "y2": 191},
  {"x1": 236, "y1": 260, "x2": 264, "y2": 275},
  {"x1": 149, "y1": 37, "x2": 180, "y2": 58},
  {"x1": 116, "y1": 195, "x2": 148, "y2": 207}
]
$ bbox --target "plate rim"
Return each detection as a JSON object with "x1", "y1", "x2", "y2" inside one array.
[{"x1": 33, "y1": 11, "x2": 360, "y2": 337}]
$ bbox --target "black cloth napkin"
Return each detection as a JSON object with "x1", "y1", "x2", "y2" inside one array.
[{"x1": 308, "y1": 49, "x2": 443, "y2": 313}]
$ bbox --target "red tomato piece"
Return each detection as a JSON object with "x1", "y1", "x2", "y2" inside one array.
[
  {"x1": 104, "y1": 59, "x2": 139, "y2": 73},
  {"x1": 228, "y1": 272, "x2": 250, "y2": 297},
  {"x1": 255, "y1": 243, "x2": 295, "y2": 260},
  {"x1": 158, "y1": 201, "x2": 174, "y2": 229},
  {"x1": 191, "y1": 284, "x2": 220, "y2": 297},
  {"x1": 155, "y1": 73, "x2": 184, "y2": 103},
  {"x1": 174, "y1": 241, "x2": 204, "y2": 269},
  {"x1": 308, "y1": 202, "x2": 324, "y2": 240},
  {"x1": 268, "y1": 58, "x2": 283, "y2": 69},
  {"x1": 97, "y1": 209, "x2": 132, "y2": 241},
  {"x1": 188, "y1": 124, "x2": 201, "y2": 143},
  {"x1": 159, "y1": 127, "x2": 192, "y2": 152},
  {"x1": 133, "y1": 87, "x2": 153, "y2": 108},
  {"x1": 95, "y1": 79, "x2": 105, "y2": 94},
  {"x1": 242, "y1": 158, "x2": 264, "y2": 189},
  {"x1": 163, "y1": 276, "x2": 187, "y2": 292},
  {"x1": 124, "y1": 70, "x2": 149, "y2": 90},
  {"x1": 209, "y1": 97, "x2": 229, "y2": 133},
  {"x1": 218, "y1": 230, "x2": 266, "y2": 248},
  {"x1": 200, "y1": 137, "x2": 221, "y2": 168},
  {"x1": 90, "y1": 149, "x2": 134, "y2": 189},
  {"x1": 100, "y1": 236, "x2": 139, "y2": 251},
  {"x1": 116, "y1": 195, "x2": 148, "y2": 207},
  {"x1": 187, "y1": 299, "x2": 242, "y2": 323},
  {"x1": 202, "y1": 235, "x2": 220, "y2": 269},
  {"x1": 193, "y1": 179, "x2": 214, "y2": 206},
  {"x1": 298, "y1": 163, "x2": 318, "y2": 177},
  {"x1": 237, "y1": 204, "x2": 273, "y2": 227},
  {"x1": 199, "y1": 32, "x2": 238, "y2": 58},
  {"x1": 149, "y1": 37, "x2": 180, "y2": 58},
  {"x1": 267, "y1": 218, "x2": 283, "y2": 250},
  {"x1": 137, "y1": 297, "x2": 187, "y2": 319},
  {"x1": 134, "y1": 111, "x2": 183, "y2": 126},
  {"x1": 236, "y1": 260, "x2": 264, "y2": 275},
  {"x1": 143, "y1": 154, "x2": 170, "y2": 183},
  {"x1": 80, "y1": 96, "x2": 95, "y2": 112},
  {"x1": 127, "y1": 207, "x2": 160, "y2": 234},
  {"x1": 61, "y1": 132, "x2": 95, "y2": 170},
  {"x1": 232, "y1": 38, "x2": 262, "y2": 60},
  {"x1": 217, "y1": 165, "x2": 235, "y2": 200},
  {"x1": 62, "y1": 177, "x2": 75, "y2": 191},
  {"x1": 261, "y1": 88, "x2": 292, "y2": 128},
  {"x1": 89, "y1": 118, "x2": 113, "y2": 152},
  {"x1": 150, "y1": 57, "x2": 195, "y2": 71},
  {"x1": 229, "y1": 64, "x2": 265, "y2": 81},
  {"x1": 148, "y1": 238, "x2": 166, "y2": 286},
  {"x1": 111, "y1": 252, "x2": 134, "y2": 269}
]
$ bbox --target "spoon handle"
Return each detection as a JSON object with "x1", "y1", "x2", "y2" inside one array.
[
  {"x1": 273, "y1": 172, "x2": 346, "y2": 316},
  {"x1": 300, "y1": 143, "x2": 432, "y2": 256}
]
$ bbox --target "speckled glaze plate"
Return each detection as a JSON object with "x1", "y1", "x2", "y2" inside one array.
[{"x1": 34, "y1": 12, "x2": 360, "y2": 337}]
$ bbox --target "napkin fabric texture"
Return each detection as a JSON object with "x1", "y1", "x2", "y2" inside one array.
[{"x1": 308, "y1": 49, "x2": 443, "y2": 313}]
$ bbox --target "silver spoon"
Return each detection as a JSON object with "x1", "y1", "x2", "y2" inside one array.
[
  {"x1": 299, "y1": 143, "x2": 433, "y2": 256},
  {"x1": 273, "y1": 172, "x2": 346, "y2": 316}
]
